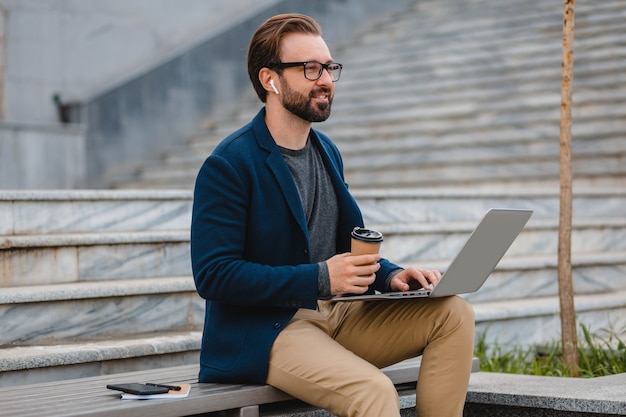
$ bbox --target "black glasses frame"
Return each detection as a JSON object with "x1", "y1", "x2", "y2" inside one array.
[{"x1": 269, "y1": 61, "x2": 343, "y2": 82}]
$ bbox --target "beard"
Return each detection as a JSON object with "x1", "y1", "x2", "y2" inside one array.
[{"x1": 279, "y1": 78, "x2": 333, "y2": 123}]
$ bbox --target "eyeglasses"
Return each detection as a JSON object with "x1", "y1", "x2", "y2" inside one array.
[{"x1": 269, "y1": 61, "x2": 343, "y2": 82}]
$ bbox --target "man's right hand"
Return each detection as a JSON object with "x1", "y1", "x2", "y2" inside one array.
[{"x1": 326, "y1": 253, "x2": 381, "y2": 296}]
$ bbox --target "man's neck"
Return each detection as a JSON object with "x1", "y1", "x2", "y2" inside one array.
[{"x1": 265, "y1": 105, "x2": 311, "y2": 150}]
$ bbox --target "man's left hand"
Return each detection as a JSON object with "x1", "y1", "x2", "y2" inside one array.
[{"x1": 389, "y1": 267, "x2": 441, "y2": 292}]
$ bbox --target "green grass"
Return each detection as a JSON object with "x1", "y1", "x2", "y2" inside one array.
[{"x1": 474, "y1": 323, "x2": 626, "y2": 377}]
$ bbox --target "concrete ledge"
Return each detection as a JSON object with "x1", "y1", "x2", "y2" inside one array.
[
  {"x1": 0, "y1": 277, "x2": 195, "y2": 304},
  {"x1": 465, "y1": 372, "x2": 626, "y2": 416},
  {"x1": 0, "y1": 189, "x2": 192, "y2": 201},
  {"x1": 1, "y1": 332, "x2": 202, "y2": 373},
  {"x1": 474, "y1": 290, "x2": 626, "y2": 323},
  {"x1": 258, "y1": 387, "x2": 419, "y2": 417},
  {"x1": 0, "y1": 230, "x2": 190, "y2": 249}
]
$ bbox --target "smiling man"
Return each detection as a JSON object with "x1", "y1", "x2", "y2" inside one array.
[{"x1": 191, "y1": 13, "x2": 475, "y2": 417}]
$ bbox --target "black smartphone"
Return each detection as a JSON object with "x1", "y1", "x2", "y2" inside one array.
[{"x1": 106, "y1": 383, "x2": 169, "y2": 395}]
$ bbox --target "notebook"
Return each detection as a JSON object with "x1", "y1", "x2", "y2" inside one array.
[{"x1": 332, "y1": 208, "x2": 532, "y2": 301}]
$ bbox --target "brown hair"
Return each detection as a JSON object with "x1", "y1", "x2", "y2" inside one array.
[{"x1": 247, "y1": 14, "x2": 322, "y2": 102}]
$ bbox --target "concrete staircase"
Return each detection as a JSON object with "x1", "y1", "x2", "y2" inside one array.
[
  {"x1": 1, "y1": 0, "x2": 625, "y2": 387},
  {"x1": 115, "y1": 0, "x2": 626, "y2": 190},
  {"x1": 0, "y1": 191, "x2": 201, "y2": 387}
]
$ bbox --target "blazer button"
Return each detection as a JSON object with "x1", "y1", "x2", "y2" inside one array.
[{"x1": 274, "y1": 322, "x2": 281, "y2": 329}]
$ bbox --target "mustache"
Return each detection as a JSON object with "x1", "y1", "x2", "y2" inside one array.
[{"x1": 310, "y1": 87, "x2": 332, "y2": 97}]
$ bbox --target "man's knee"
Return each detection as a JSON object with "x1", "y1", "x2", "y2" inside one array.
[
  {"x1": 450, "y1": 295, "x2": 475, "y2": 320},
  {"x1": 437, "y1": 296, "x2": 475, "y2": 335},
  {"x1": 348, "y1": 371, "x2": 398, "y2": 415}
]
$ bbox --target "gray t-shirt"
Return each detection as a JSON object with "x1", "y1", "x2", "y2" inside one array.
[{"x1": 279, "y1": 138, "x2": 338, "y2": 298}]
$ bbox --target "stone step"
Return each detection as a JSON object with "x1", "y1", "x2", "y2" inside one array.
[
  {"x1": 334, "y1": 55, "x2": 626, "y2": 110},
  {"x1": 351, "y1": 0, "x2": 623, "y2": 53},
  {"x1": 336, "y1": 40, "x2": 626, "y2": 94},
  {"x1": 414, "y1": 251, "x2": 626, "y2": 304},
  {"x1": 190, "y1": 96, "x2": 625, "y2": 157},
  {"x1": 0, "y1": 190, "x2": 192, "y2": 235},
  {"x1": 140, "y1": 110, "x2": 626, "y2": 165},
  {"x1": 0, "y1": 230, "x2": 190, "y2": 286},
  {"x1": 107, "y1": 6, "x2": 626, "y2": 188},
  {"x1": 117, "y1": 170, "x2": 626, "y2": 193},
  {"x1": 0, "y1": 278, "x2": 202, "y2": 345},
  {"x1": 474, "y1": 290, "x2": 626, "y2": 348},
  {"x1": 2, "y1": 290, "x2": 624, "y2": 387},
  {"x1": 2, "y1": 211, "x2": 624, "y2": 287},
  {"x1": 103, "y1": 0, "x2": 626, "y2": 191},
  {"x1": 136, "y1": 131, "x2": 625, "y2": 189},
  {"x1": 205, "y1": 102, "x2": 625, "y2": 151},
  {"x1": 4, "y1": 188, "x2": 624, "y2": 234},
  {"x1": 0, "y1": 330, "x2": 202, "y2": 387},
  {"x1": 344, "y1": 156, "x2": 625, "y2": 189},
  {"x1": 349, "y1": 13, "x2": 625, "y2": 73},
  {"x1": 353, "y1": 187, "x2": 626, "y2": 222},
  {"x1": 1, "y1": 242, "x2": 622, "y2": 346},
  {"x1": 193, "y1": 52, "x2": 626, "y2": 140},
  {"x1": 377, "y1": 217, "x2": 626, "y2": 261}
]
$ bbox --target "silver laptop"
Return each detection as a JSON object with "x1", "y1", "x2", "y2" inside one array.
[{"x1": 332, "y1": 208, "x2": 532, "y2": 301}]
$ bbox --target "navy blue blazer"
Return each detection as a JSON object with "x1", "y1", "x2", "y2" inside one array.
[{"x1": 191, "y1": 108, "x2": 401, "y2": 383}]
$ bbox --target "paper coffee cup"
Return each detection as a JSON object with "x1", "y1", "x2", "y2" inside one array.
[{"x1": 350, "y1": 227, "x2": 383, "y2": 256}]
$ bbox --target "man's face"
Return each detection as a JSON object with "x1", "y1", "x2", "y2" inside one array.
[{"x1": 277, "y1": 33, "x2": 335, "y2": 122}]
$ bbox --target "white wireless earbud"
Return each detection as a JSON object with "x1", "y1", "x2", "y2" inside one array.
[{"x1": 269, "y1": 80, "x2": 279, "y2": 95}]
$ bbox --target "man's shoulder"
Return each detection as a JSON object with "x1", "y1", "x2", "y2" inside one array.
[
  {"x1": 212, "y1": 108, "x2": 270, "y2": 156},
  {"x1": 213, "y1": 123, "x2": 255, "y2": 155}
]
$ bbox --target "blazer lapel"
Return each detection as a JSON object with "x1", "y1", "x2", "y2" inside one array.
[
  {"x1": 252, "y1": 109, "x2": 309, "y2": 240},
  {"x1": 266, "y1": 150, "x2": 309, "y2": 236}
]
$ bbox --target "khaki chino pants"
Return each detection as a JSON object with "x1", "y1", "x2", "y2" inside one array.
[{"x1": 266, "y1": 296, "x2": 475, "y2": 417}]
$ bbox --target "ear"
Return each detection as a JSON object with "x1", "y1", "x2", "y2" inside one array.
[{"x1": 259, "y1": 68, "x2": 278, "y2": 95}]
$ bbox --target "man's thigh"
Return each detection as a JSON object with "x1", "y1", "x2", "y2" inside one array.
[
  {"x1": 266, "y1": 307, "x2": 400, "y2": 417},
  {"x1": 328, "y1": 296, "x2": 474, "y2": 368}
]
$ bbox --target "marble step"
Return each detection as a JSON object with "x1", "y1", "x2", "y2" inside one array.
[
  {"x1": 0, "y1": 330, "x2": 202, "y2": 388},
  {"x1": 124, "y1": 154, "x2": 626, "y2": 191},
  {"x1": 349, "y1": 0, "x2": 624, "y2": 55},
  {"x1": 219, "y1": 45, "x2": 625, "y2": 115},
  {"x1": 353, "y1": 187, "x2": 626, "y2": 223},
  {"x1": 410, "y1": 251, "x2": 626, "y2": 304},
  {"x1": 2, "y1": 211, "x2": 624, "y2": 287},
  {"x1": 104, "y1": 0, "x2": 626, "y2": 191},
  {"x1": 377, "y1": 217, "x2": 626, "y2": 261},
  {"x1": 0, "y1": 190, "x2": 192, "y2": 235},
  {"x1": 0, "y1": 278, "x2": 202, "y2": 345},
  {"x1": 112, "y1": 75, "x2": 626, "y2": 190},
  {"x1": 0, "y1": 231, "x2": 191, "y2": 286},
  {"x1": 186, "y1": 94, "x2": 626, "y2": 157},
  {"x1": 4, "y1": 188, "x2": 624, "y2": 235},
  {"x1": 345, "y1": 9, "x2": 625, "y2": 74},
  {"x1": 474, "y1": 290, "x2": 626, "y2": 348},
  {"x1": 134, "y1": 132, "x2": 625, "y2": 186},
  {"x1": 148, "y1": 104, "x2": 626, "y2": 160},
  {"x1": 1, "y1": 246, "x2": 623, "y2": 344},
  {"x1": 334, "y1": 54, "x2": 626, "y2": 110},
  {"x1": 2, "y1": 290, "x2": 624, "y2": 388},
  {"x1": 190, "y1": 58, "x2": 626, "y2": 143},
  {"x1": 343, "y1": 156, "x2": 625, "y2": 189}
]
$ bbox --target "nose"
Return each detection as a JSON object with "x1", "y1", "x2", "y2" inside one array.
[{"x1": 317, "y1": 67, "x2": 334, "y2": 85}]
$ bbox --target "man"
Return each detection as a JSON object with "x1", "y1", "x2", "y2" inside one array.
[{"x1": 191, "y1": 13, "x2": 475, "y2": 417}]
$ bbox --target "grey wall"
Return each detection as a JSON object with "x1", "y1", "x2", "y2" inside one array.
[
  {"x1": 0, "y1": 0, "x2": 282, "y2": 125},
  {"x1": 84, "y1": 0, "x2": 416, "y2": 187},
  {"x1": 0, "y1": 122, "x2": 86, "y2": 189}
]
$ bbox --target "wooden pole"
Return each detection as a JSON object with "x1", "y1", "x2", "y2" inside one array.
[{"x1": 558, "y1": 0, "x2": 578, "y2": 376}]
